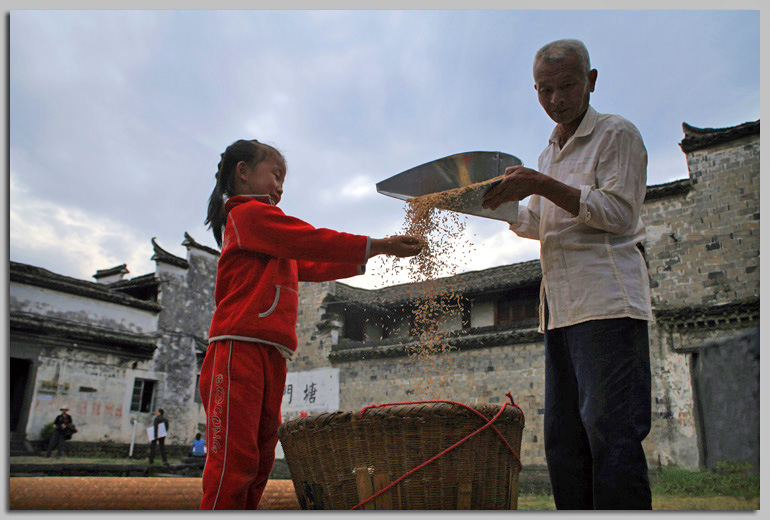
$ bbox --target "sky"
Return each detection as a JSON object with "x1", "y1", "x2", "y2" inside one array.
[{"x1": 8, "y1": 9, "x2": 761, "y2": 290}]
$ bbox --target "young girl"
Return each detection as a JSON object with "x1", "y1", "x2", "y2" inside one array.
[{"x1": 199, "y1": 139, "x2": 422, "y2": 510}]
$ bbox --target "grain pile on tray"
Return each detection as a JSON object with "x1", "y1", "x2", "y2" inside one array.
[{"x1": 380, "y1": 176, "x2": 504, "y2": 399}]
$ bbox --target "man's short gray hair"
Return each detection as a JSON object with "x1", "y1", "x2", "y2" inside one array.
[{"x1": 534, "y1": 39, "x2": 591, "y2": 78}]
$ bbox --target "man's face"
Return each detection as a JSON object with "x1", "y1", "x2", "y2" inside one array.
[{"x1": 534, "y1": 54, "x2": 596, "y2": 126}]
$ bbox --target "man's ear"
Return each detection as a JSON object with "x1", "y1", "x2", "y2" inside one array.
[{"x1": 588, "y1": 69, "x2": 598, "y2": 93}]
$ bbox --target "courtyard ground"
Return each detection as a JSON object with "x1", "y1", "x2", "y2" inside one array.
[{"x1": 9, "y1": 456, "x2": 759, "y2": 510}]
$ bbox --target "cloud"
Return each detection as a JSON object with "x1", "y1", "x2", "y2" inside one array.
[
  {"x1": 9, "y1": 10, "x2": 759, "y2": 290},
  {"x1": 318, "y1": 174, "x2": 378, "y2": 205},
  {"x1": 9, "y1": 175, "x2": 157, "y2": 280}
]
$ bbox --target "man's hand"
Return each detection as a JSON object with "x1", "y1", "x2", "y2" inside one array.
[
  {"x1": 370, "y1": 235, "x2": 423, "y2": 258},
  {"x1": 482, "y1": 165, "x2": 581, "y2": 216},
  {"x1": 482, "y1": 166, "x2": 545, "y2": 210}
]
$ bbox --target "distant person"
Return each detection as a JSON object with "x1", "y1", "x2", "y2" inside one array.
[
  {"x1": 199, "y1": 139, "x2": 422, "y2": 510},
  {"x1": 190, "y1": 433, "x2": 206, "y2": 457},
  {"x1": 45, "y1": 405, "x2": 74, "y2": 458},
  {"x1": 483, "y1": 39, "x2": 653, "y2": 509},
  {"x1": 148, "y1": 408, "x2": 169, "y2": 465}
]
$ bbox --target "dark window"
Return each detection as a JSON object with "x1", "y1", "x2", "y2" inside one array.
[
  {"x1": 130, "y1": 378, "x2": 156, "y2": 413},
  {"x1": 379, "y1": 316, "x2": 391, "y2": 339},
  {"x1": 461, "y1": 298, "x2": 472, "y2": 329},
  {"x1": 495, "y1": 287, "x2": 539, "y2": 325},
  {"x1": 343, "y1": 310, "x2": 365, "y2": 341}
]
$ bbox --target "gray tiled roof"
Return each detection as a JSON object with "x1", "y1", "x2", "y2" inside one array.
[
  {"x1": 644, "y1": 179, "x2": 693, "y2": 202},
  {"x1": 10, "y1": 312, "x2": 157, "y2": 359},
  {"x1": 108, "y1": 272, "x2": 158, "y2": 291},
  {"x1": 10, "y1": 261, "x2": 161, "y2": 313},
  {"x1": 654, "y1": 297, "x2": 759, "y2": 330},
  {"x1": 331, "y1": 259, "x2": 542, "y2": 307},
  {"x1": 183, "y1": 232, "x2": 220, "y2": 257},
  {"x1": 680, "y1": 120, "x2": 760, "y2": 153},
  {"x1": 151, "y1": 237, "x2": 189, "y2": 268},
  {"x1": 330, "y1": 319, "x2": 542, "y2": 362},
  {"x1": 93, "y1": 264, "x2": 129, "y2": 279}
]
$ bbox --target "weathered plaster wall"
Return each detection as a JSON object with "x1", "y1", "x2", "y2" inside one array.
[
  {"x1": 19, "y1": 240, "x2": 221, "y2": 445},
  {"x1": 24, "y1": 346, "x2": 158, "y2": 443},
  {"x1": 150, "y1": 246, "x2": 219, "y2": 444},
  {"x1": 9, "y1": 282, "x2": 157, "y2": 333},
  {"x1": 156, "y1": 249, "x2": 218, "y2": 336},
  {"x1": 645, "y1": 327, "x2": 699, "y2": 468}
]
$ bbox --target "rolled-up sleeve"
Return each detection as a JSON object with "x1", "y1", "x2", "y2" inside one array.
[{"x1": 576, "y1": 126, "x2": 648, "y2": 235}]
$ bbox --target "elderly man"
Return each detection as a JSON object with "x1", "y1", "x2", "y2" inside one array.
[{"x1": 483, "y1": 39, "x2": 653, "y2": 509}]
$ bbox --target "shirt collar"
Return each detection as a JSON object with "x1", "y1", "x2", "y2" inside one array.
[
  {"x1": 227, "y1": 194, "x2": 274, "y2": 206},
  {"x1": 548, "y1": 104, "x2": 598, "y2": 145}
]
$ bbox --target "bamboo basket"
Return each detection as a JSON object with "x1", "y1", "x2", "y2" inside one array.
[{"x1": 277, "y1": 401, "x2": 524, "y2": 510}]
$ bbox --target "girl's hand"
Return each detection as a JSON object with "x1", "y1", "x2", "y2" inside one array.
[{"x1": 370, "y1": 235, "x2": 423, "y2": 258}]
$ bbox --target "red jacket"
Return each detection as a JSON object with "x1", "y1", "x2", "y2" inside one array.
[{"x1": 208, "y1": 195, "x2": 370, "y2": 358}]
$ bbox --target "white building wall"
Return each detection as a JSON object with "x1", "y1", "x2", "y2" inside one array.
[{"x1": 9, "y1": 282, "x2": 158, "y2": 333}]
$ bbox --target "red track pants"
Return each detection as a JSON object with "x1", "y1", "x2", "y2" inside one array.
[{"x1": 199, "y1": 339, "x2": 287, "y2": 510}]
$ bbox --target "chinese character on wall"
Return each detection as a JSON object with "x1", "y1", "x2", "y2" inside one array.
[{"x1": 303, "y1": 383, "x2": 317, "y2": 404}]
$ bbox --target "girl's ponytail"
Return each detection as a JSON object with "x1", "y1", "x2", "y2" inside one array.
[{"x1": 205, "y1": 153, "x2": 228, "y2": 248}]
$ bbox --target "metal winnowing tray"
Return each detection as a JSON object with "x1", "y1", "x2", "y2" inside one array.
[{"x1": 375, "y1": 151, "x2": 522, "y2": 224}]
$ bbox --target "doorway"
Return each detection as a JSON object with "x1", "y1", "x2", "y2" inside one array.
[{"x1": 10, "y1": 358, "x2": 32, "y2": 433}]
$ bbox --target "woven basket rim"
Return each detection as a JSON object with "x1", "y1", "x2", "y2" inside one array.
[{"x1": 278, "y1": 401, "x2": 524, "y2": 436}]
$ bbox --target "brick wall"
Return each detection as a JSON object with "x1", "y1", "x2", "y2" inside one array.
[
  {"x1": 290, "y1": 281, "x2": 338, "y2": 372},
  {"x1": 641, "y1": 135, "x2": 759, "y2": 308}
]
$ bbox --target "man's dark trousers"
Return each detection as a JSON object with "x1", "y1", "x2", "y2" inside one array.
[
  {"x1": 46, "y1": 429, "x2": 65, "y2": 457},
  {"x1": 543, "y1": 302, "x2": 652, "y2": 510},
  {"x1": 149, "y1": 437, "x2": 168, "y2": 464}
]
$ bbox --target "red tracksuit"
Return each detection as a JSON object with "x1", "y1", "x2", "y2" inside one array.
[{"x1": 200, "y1": 195, "x2": 369, "y2": 510}]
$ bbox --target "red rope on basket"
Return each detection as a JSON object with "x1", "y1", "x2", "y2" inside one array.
[{"x1": 350, "y1": 392, "x2": 524, "y2": 510}]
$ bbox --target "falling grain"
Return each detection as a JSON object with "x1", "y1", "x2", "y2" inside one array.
[{"x1": 380, "y1": 176, "x2": 504, "y2": 400}]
